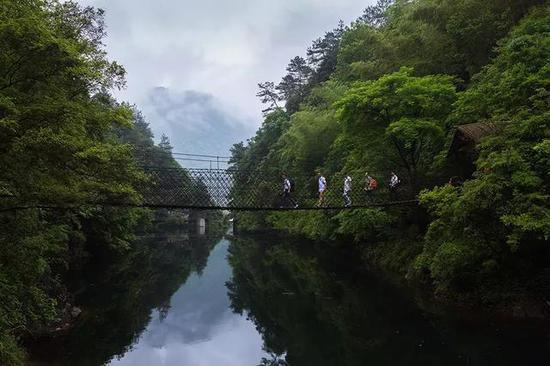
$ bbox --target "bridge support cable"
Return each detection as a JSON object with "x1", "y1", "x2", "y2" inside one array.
[
  {"x1": 0, "y1": 168, "x2": 419, "y2": 211},
  {"x1": 129, "y1": 167, "x2": 417, "y2": 210}
]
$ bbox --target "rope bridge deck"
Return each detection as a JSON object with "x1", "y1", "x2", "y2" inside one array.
[
  {"x1": 137, "y1": 167, "x2": 417, "y2": 210},
  {"x1": 0, "y1": 167, "x2": 418, "y2": 211}
]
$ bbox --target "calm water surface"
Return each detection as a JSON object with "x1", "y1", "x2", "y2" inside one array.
[
  {"x1": 29, "y1": 228, "x2": 550, "y2": 366},
  {"x1": 108, "y1": 239, "x2": 266, "y2": 366}
]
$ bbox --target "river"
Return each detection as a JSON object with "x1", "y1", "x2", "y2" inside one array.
[{"x1": 28, "y1": 225, "x2": 550, "y2": 366}]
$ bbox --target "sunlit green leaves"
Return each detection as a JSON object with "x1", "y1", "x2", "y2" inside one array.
[
  {"x1": 231, "y1": 0, "x2": 550, "y2": 306},
  {"x1": 417, "y1": 3, "x2": 550, "y2": 295}
]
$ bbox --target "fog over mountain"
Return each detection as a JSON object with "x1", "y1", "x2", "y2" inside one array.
[
  {"x1": 79, "y1": 0, "x2": 372, "y2": 158},
  {"x1": 142, "y1": 88, "x2": 255, "y2": 165}
]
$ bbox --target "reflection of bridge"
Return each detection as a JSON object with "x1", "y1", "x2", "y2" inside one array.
[{"x1": 139, "y1": 167, "x2": 418, "y2": 210}]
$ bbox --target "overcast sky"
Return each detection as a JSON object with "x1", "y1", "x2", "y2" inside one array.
[{"x1": 80, "y1": 0, "x2": 374, "y2": 159}]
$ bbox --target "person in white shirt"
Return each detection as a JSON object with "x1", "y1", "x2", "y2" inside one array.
[
  {"x1": 317, "y1": 172, "x2": 327, "y2": 207},
  {"x1": 281, "y1": 173, "x2": 298, "y2": 208},
  {"x1": 343, "y1": 175, "x2": 352, "y2": 207},
  {"x1": 389, "y1": 172, "x2": 400, "y2": 193}
]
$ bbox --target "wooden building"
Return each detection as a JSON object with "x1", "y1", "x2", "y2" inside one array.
[{"x1": 447, "y1": 122, "x2": 500, "y2": 179}]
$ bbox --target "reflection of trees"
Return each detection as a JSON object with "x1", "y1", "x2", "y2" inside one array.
[
  {"x1": 30, "y1": 224, "x2": 223, "y2": 366},
  {"x1": 226, "y1": 236, "x2": 513, "y2": 366},
  {"x1": 227, "y1": 236, "x2": 384, "y2": 365}
]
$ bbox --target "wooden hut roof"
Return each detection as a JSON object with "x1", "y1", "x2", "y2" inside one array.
[
  {"x1": 447, "y1": 122, "x2": 500, "y2": 157},
  {"x1": 455, "y1": 122, "x2": 500, "y2": 144}
]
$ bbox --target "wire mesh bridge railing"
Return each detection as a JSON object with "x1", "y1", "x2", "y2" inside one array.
[
  {"x1": 0, "y1": 167, "x2": 418, "y2": 211},
  {"x1": 139, "y1": 168, "x2": 418, "y2": 210}
]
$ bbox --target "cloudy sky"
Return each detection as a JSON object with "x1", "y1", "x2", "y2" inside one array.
[{"x1": 80, "y1": 0, "x2": 374, "y2": 162}]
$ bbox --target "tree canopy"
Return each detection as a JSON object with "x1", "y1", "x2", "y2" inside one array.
[
  {"x1": 231, "y1": 0, "x2": 550, "y2": 310},
  {"x1": 0, "y1": 1, "x2": 200, "y2": 363}
]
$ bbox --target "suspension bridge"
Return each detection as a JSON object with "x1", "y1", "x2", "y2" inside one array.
[
  {"x1": 138, "y1": 167, "x2": 417, "y2": 210},
  {"x1": 0, "y1": 152, "x2": 418, "y2": 211}
]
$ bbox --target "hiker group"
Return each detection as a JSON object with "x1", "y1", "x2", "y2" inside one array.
[
  {"x1": 336, "y1": 171, "x2": 400, "y2": 207},
  {"x1": 280, "y1": 171, "x2": 401, "y2": 208}
]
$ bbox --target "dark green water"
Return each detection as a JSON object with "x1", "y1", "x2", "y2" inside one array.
[{"x1": 29, "y1": 228, "x2": 550, "y2": 366}]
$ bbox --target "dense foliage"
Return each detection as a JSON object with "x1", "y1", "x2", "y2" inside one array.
[
  {"x1": 2, "y1": 0, "x2": 550, "y2": 363},
  {"x1": 231, "y1": 0, "x2": 550, "y2": 306},
  {"x1": 0, "y1": 1, "x2": 209, "y2": 363},
  {"x1": 29, "y1": 224, "x2": 224, "y2": 366},
  {"x1": 417, "y1": 5, "x2": 550, "y2": 299}
]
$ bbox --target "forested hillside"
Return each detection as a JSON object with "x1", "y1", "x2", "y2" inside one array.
[
  {"x1": 230, "y1": 0, "x2": 550, "y2": 306},
  {"x1": 0, "y1": 1, "x2": 199, "y2": 364},
  {"x1": 2, "y1": 0, "x2": 550, "y2": 363}
]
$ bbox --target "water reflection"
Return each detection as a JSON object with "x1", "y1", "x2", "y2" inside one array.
[
  {"x1": 29, "y1": 229, "x2": 550, "y2": 366},
  {"x1": 226, "y1": 236, "x2": 550, "y2": 366},
  {"x1": 29, "y1": 223, "x2": 267, "y2": 366},
  {"x1": 109, "y1": 240, "x2": 266, "y2": 366}
]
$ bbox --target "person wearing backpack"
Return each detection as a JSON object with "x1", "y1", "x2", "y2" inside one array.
[
  {"x1": 364, "y1": 172, "x2": 378, "y2": 201},
  {"x1": 343, "y1": 175, "x2": 352, "y2": 207},
  {"x1": 281, "y1": 173, "x2": 298, "y2": 208}
]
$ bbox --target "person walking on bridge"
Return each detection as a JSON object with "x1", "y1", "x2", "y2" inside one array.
[
  {"x1": 389, "y1": 172, "x2": 401, "y2": 197},
  {"x1": 281, "y1": 173, "x2": 298, "y2": 208},
  {"x1": 317, "y1": 171, "x2": 327, "y2": 207},
  {"x1": 364, "y1": 172, "x2": 378, "y2": 202},
  {"x1": 343, "y1": 175, "x2": 352, "y2": 207}
]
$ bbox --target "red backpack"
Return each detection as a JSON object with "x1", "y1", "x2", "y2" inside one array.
[{"x1": 369, "y1": 178, "x2": 378, "y2": 190}]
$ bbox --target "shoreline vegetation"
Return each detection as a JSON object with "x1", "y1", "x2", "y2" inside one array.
[
  {"x1": 229, "y1": 0, "x2": 550, "y2": 317},
  {"x1": 25, "y1": 222, "x2": 227, "y2": 366},
  {"x1": 1, "y1": 0, "x2": 550, "y2": 364},
  {"x1": 0, "y1": 1, "x2": 223, "y2": 364}
]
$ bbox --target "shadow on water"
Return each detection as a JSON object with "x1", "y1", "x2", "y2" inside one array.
[
  {"x1": 226, "y1": 235, "x2": 550, "y2": 366},
  {"x1": 27, "y1": 226, "x2": 550, "y2": 366},
  {"x1": 27, "y1": 223, "x2": 224, "y2": 366}
]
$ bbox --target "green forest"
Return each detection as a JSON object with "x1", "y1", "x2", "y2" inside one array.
[
  {"x1": 230, "y1": 0, "x2": 550, "y2": 310},
  {"x1": 29, "y1": 226, "x2": 224, "y2": 366},
  {"x1": 0, "y1": 1, "x2": 221, "y2": 363},
  {"x1": 2, "y1": 0, "x2": 550, "y2": 364}
]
